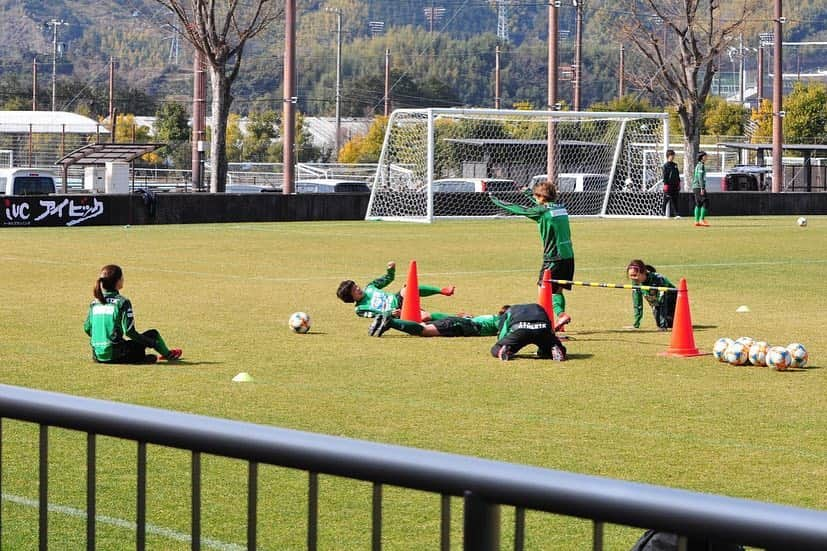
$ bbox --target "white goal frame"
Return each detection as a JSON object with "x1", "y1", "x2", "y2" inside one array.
[{"x1": 366, "y1": 108, "x2": 670, "y2": 222}]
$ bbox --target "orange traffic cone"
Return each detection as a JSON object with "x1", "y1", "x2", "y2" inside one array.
[
  {"x1": 537, "y1": 269, "x2": 554, "y2": 323},
  {"x1": 400, "y1": 260, "x2": 422, "y2": 322},
  {"x1": 661, "y1": 278, "x2": 704, "y2": 357}
]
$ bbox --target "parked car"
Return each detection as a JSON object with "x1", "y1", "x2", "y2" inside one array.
[
  {"x1": 0, "y1": 168, "x2": 57, "y2": 195},
  {"x1": 531, "y1": 173, "x2": 610, "y2": 192},
  {"x1": 224, "y1": 184, "x2": 280, "y2": 193},
  {"x1": 294, "y1": 179, "x2": 371, "y2": 193},
  {"x1": 721, "y1": 165, "x2": 771, "y2": 191},
  {"x1": 431, "y1": 178, "x2": 520, "y2": 193}
]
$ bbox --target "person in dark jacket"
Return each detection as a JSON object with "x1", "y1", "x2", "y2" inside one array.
[
  {"x1": 490, "y1": 303, "x2": 566, "y2": 361},
  {"x1": 662, "y1": 149, "x2": 681, "y2": 217}
]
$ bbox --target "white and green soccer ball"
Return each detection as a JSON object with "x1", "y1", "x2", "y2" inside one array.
[
  {"x1": 766, "y1": 346, "x2": 792, "y2": 371},
  {"x1": 725, "y1": 342, "x2": 749, "y2": 366},
  {"x1": 786, "y1": 343, "x2": 809, "y2": 368},
  {"x1": 748, "y1": 341, "x2": 770, "y2": 366},
  {"x1": 288, "y1": 311, "x2": 311, "y2": 334},
  {"x1": 713, "y1": 337, "x2": 734, "y2": 362}
]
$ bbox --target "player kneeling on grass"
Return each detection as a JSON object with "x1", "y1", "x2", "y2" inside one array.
[
  {"x1": 624, "y1": 259, "x2": 676, "y2": 331},
  {"x1": 84, "y1": 264, "x2": 182, "y2": 364},
  {"x1": 336, "y1": 261, "x2": 455, "y2": 334},
  {"x1": 369, "y1": 307, "x2": 506, "y2": 338},
  {"x1": 490, "y1": 303, "x2": 566, "y2": 362}
]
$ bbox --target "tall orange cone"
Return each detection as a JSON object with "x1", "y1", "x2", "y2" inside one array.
[
  {"x1": 537, "y1": 269, "x2": 554, "y2": 322},
  {"x1": 661, "y1": 278, "x2": 704, "y2": 357},
  {"x1": 400, "y1": 260, "x2": 422, "y2": 322}
]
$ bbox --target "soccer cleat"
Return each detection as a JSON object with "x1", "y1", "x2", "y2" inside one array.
[
  {"x1": 699, "y1": 220, "x2": 710, "y2": 226},
  {"x1": 553, "y1": 312, "x2": 571, "y2": 332},
  {"x1": 694, "y1": 222, "x2": 702, "y2": 227},
  {"x1": 143, "y1": 354, "x2": 158, "y2": 364},
  {"x1": 375, "y1": 316, "x2": 394, "y2": 337},
  {"x1": 497, "y1": 346, "x2": 513, "y2": 361},
  {"x1": 551, "y1": 345, "x2": 566, "y2": 361},
  {"x1": 368, "y1": 315, "x2": 384, "y2": 336},
  {"x1": 441, "y1": 285, "x2": 455, "y2": 296},
  {"x1": 161, "y1": 349, "x2": 183, "y2": 361}
]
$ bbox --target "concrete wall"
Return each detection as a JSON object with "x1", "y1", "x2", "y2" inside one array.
[{"x1": 1, "y1": 192, "x2": 825, "y2": 228}]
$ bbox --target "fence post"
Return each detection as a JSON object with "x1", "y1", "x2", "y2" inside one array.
[{"x1": 463, "y1": 491, "x2": 499, "y2": 551}]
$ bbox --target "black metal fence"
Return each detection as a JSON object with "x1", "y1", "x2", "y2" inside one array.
[{"x1": 1, "y1": 384, "x2": 825, "y2": 550}]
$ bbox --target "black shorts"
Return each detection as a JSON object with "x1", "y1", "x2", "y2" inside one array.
[
  {"x1": 491, "y1": 327, "x2": 564, "y2": 358},
  {"x1": 431, "y1": 317, "x2": 481, "y2": 337},
  {"x1": 539, "y1": 257, "x2": 575, "y2": 292},
  {"x1": 693, "y1": 188, "x2": 708, "y2": 207}
]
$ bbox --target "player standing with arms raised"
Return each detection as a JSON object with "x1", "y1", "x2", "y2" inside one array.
[{"x1": 489, "y1": 179, "x2": 574, "y2": 332}]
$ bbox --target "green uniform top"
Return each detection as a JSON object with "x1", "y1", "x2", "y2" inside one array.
[
  {"x1": 355, "y1": 265, "x2": 400, "y2": 318},
  {"x1": 631, "y1": 272, "x2": 675, "y2": 328},
  {"x1": 83, "y1": 290, "x2": 141, "y2": 361},
  {"x1": 489, "y1": 195, "x2": 574, "y2": 262},
  {"x1": 691, "y1": 161, "x2": 706, "y2": 190},
  {"x1": 469, "y1": 314, "x2": 501, "y2": 337}
]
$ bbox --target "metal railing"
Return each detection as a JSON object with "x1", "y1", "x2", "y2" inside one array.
[{"x1": 1, "y1": 384, "x2": 826, "y2": 550}]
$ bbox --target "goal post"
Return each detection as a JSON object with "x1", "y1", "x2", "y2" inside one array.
[{"x1": 365, "y1": 108, "x2": 670, "y2": 222}]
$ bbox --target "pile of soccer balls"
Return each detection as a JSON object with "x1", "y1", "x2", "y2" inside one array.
[
  {"x1": 288, "y1": 311, "x2": 311, "y2": 334},
  {"x1": 713, "y1": 337, "x2": 808, "y2": 370}
]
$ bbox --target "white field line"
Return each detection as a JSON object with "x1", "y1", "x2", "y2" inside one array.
[{"x1": 1, "y1": 493, "x2": 245, "y2": 551}]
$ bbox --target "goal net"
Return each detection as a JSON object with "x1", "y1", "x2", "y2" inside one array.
[{"x1": 366, "y1": 108, "x2": 669, "y2": 222}]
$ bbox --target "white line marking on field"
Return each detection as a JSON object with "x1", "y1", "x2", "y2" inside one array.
[{"x1": 1, "y1": 493, "x2": 245, "y2": 551}]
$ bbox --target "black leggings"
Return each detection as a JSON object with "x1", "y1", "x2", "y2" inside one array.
[{"x1": 95, "y1": 329, "x2": 160, "y2": 364}]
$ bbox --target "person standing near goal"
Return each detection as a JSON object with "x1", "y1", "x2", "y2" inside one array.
[
  {"x1": 692, "y1": 151, "x2": 710, "y2": 226},
  {"x1": 489, "y1": 179, "x2": 574, "y2": 332},
  {"x1": 662, "y1": 149, "x2": 681, "y2": 218}
]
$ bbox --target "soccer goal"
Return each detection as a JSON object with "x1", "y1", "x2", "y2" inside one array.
[{"x1": 365, "y1": 108, "x2": 670, "y2": 222}]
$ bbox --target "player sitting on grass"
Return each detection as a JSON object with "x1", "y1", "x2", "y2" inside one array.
[
  {"x1": 624, "y1": 259, "x2": 677, "y2": 331},
  {"x1": 369, "y1": 307, "x2": 508, "y2": 338},
  {"x1": 336, "y1": 261, "x2": 455, "y2": 335},
  {"x1": 84, "y1": 264, "x2": 182, "y2": 364},
  {"x1": 490, "y1": 303, "x2": 566, "y2": 362}
]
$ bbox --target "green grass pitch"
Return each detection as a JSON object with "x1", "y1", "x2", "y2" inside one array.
[{"x1": 1, "y1": 216, "x2": 825, "y2": 550}]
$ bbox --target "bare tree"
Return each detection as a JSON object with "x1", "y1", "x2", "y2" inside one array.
[
  {"x1": 615, "y1": 1, "x2": 759, "y2": 180},
  {"x1": 153, "y1": 0, "x2": 282, "y2": 192}
]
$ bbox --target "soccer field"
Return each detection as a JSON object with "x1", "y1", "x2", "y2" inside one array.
[{"x1": 1, "y1": 216, "x2": 825, "y2": 549}]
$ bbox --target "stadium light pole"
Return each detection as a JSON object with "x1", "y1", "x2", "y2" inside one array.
[
  {"x1": 572, "y1": 0, "x2": 584, "y2": 111},
  {"x1": 283, "y1": 0, "x2": 296, "y2": 194},
  {"x1": 325, "y1": 8, "x2": 343, "y2": 156},
  {"x1": 547, "y1": 0, "x2": 560, "y2": 181}
]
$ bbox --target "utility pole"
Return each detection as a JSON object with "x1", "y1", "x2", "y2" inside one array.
[
  {"x1": 572, "y1": 0, "x2": 584, "y2": 111},
  {"x1": 618, "y1": 44, "x2": 625, "y2": 98},
  {"x1": 46, "y1": 19, "x2": 68, "y2": 112},
  {"x1": 384, "y1": 48, "x2": 391, "y2": 117},
  {"x1": 494, "y1": 44, "x2": 501, "y2": 109},
  {"x1": 771, "y1": 0, "x2": 784, "y2": 193},
  {"x1": 192, "y1": 48, "x2": 206, "y2": 191},
  {"x1": 108, "y1": 57, "x2": 115, "y2": 142},
  {"x1": 32, "y1": 57, "x2": 38, "y2": 111},
  {"x1": 738, "y1": 34, "x2": 745, "y2": 106},
  {"x1": 283, "y1": 0, "x2": 297, "y2": 194},
  {"x1": 547, "y1": 0, "x2": 559, "y2": 182},
  {"x1": 325, "y1": 8, "x2": 343, "y2": 156}
]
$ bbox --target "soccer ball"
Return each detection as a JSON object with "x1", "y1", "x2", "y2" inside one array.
[
  {"x1": 748, "y1": 341, "x2": 769, "y2": 366},
  {"x1": 713, "y1": 337, "x2": 734, "y2": 362},
  {"x1": 724, "y1": 342, "x2": 749, "y2": 366},
  {"x1": 735, "y1": 336, "x2": 755, "y2": 351},
  {"x1": 797, "y1": 217, "x2": 807, "y2": 227},
  {"x1": 288, "y1": 311, "x2": 311, "y2": 334},
  {"x1": 766, "y1": 346, "x2": 792, "y2": 371},
  {"x1": 786, "y1": 343, "x2": 809, "y2": 368}
]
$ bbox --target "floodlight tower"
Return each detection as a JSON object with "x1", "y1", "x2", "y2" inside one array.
[
  {"x1": 496, "y1": 1, "x2": 510, "y2": 43},
  {"x1": 45, "y1": 19, "x2": 68, "y2": 112}
]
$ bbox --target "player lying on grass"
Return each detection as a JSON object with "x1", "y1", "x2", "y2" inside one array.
[
  {"x1": 336, "y1": 261, "x2": 455, "y2": 332},
  {"x1": 490, "y1": 303, "x2": 566, "y2": 362},
  {"x1": 624, "y1": 259, "x2": 677, "y2": 331},
  {"x1": 368, "y1": 307, "x2": 507, "y2": 338},
  {"x1": 84, "y1": 264, "x2": 182, "y2": 364},
  {"x1": 488, "y1": 180, "x2": 574, "y2": 333}
]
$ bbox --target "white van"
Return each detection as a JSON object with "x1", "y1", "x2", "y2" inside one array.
[
  {"x1": 0, "y1": 168, "x2": 58, "y2": 195},
  {"x1": 531, "y1": 173, "x2": 610, "y2": 192}
]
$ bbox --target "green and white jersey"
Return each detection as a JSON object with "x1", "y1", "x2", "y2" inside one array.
[
  {"x1": 354, "y1": 266, "x2": 401, "y2": 318},
  {"x1": 471, "y1": 314, "x2": 501, "y2": 337},
  {"x1": 489, "y1": 196, "x2": 574, "y2": 262},
  {"x1": 691, "y1": 162, "x2": 706, "y2": 190},
  {"x1": 631, "y1": 272, "x2": 675, "y2": 328},
  {"x1": 83, "y1": 291, "x2": 135, "y2": 361}
]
